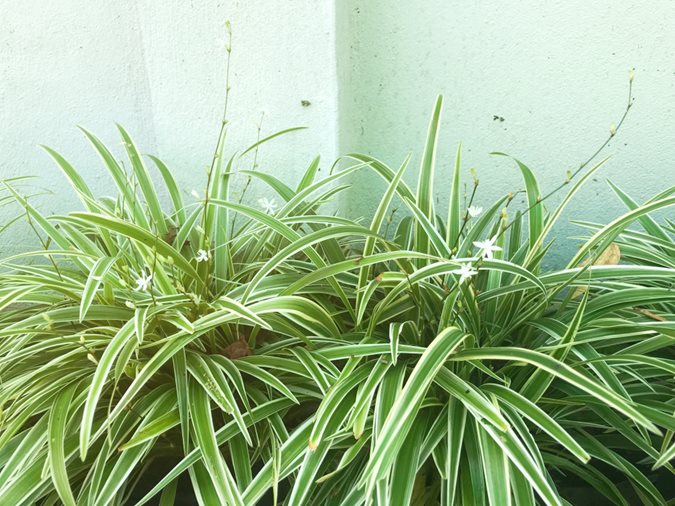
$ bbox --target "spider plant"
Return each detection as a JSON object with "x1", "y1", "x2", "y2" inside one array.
[
  {"x1": 573, "y1": 182, "x2": 675, "y2": 481},
  {"x1": 232, "y1": 95, "x2": 674, "y2": 505},
  {"x1": 0, "y1": 119, "x2": 383, "y2": 504},
  {"x1": 0, "y1": 90, "x2": 673, "y2": 506}
]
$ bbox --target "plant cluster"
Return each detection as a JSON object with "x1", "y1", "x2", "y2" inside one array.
[{"x1": 0, "y1": 94, "x2": 673, "y2": 505}]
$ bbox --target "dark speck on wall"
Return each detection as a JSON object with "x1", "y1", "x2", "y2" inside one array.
[
  {"x1": 492, "y1": 115, "x2": 505, "y2": 122},
  {"x1": 301, "y1": 100, "x2": 311, "y2": 107}
]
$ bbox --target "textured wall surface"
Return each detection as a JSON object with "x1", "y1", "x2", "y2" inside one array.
[
  {"x1": 1, "y1": 1, "x2": 673, "y2": 262},
  {"x1": 337, "y1": 0, "x2": 675, "y2": 263},
  {"x1": 0, "y1": 0, "x2": 338, "y2": 255}
]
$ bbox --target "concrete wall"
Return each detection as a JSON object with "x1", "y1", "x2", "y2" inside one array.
[
  {"x1": 1, "y1": 1, "x2": 673, "y2": 262},
  {"x1": 0, "y1": 0, "x2": 338, "y2": 255},
  {"x1": 337, "y1": 1, "x2": 675, "y2": 263}
]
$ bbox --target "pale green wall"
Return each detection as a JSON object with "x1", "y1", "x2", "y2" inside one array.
[
  {"x1": 337, "y1": 0, "x2": 675, "y2": 264},
  {"x1": 2, "y1": 1, "x2": 674, "y2": 262},
  {"x1": 1, "y1": 0, "x2": 338, "y2": 255}
]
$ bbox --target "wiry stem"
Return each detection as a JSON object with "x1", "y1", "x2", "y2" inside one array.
[
  {"x1": 231, "y1": 110, "x2": 265, "y2": 233},
  {"x1": 496, "y1": 76, "x2": 634, "y2": 242},
  {"x1": 451, "y1": 176, "x2": 479, "y2": 252},
  {"x1": 198, "y1": 21, "x2": 233, "y2": 295}
]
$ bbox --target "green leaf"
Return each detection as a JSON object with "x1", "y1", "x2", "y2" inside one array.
[
  {"x1": 359, "y1": 327, "x2": 467, "y2": 487},
  {"x1": 482, "y1": 384, "x2": 590, "y2": 463},
  {"x1": 494, "y1": 154, "x2": 543, "y2": 253},
  {"x1": 80, "y1": 319, "x2": 136, "y2": 460},
  {"x1": 287, "y1": 396, "x2": 354, "y2": 506},
  {"x1": 118, "y1": 410, "x2": 180, "y2": 451},
  {"x1": 240, "y1": 126, "x2": 306, "y2": 157},
  {"x1": 654, "y1": 441, "x2": 675, "y2": 469},
  {"x1": 79, "y1": 126, "x2": 150, "y2": 229},
  {"x1": 190, "y1": 382, "x2": 245, "y2": 506},
  {"x1": 568, "y1": 196, "x2": 675, "y2": 268},
  {"x1": 309, "y1": 364, "x2": 370, "y2": 448},
  {"x1": 449, "y1": 347, "x2": 661, "y2": 435},
  {"x1": 357, "y1": 156, "x2": 410, "y2": 308},
  {"x1": 117, "y1": 124, "x2": 168, "y2": 235},
  {"x1": 148, "y1": 155, "x2": 186, "y2": 225},
  {"x1": 79, "y1": 256, "x2": 117, "y2": 321},
  {"x1": 476, "y1": 418, "x2": 511, "y2": 506},
  {"x1": 48, "y1": 383, "x2": 78, "y2": 506},
  {"x1": 520, "y1": 293, "x2": 587, "y2": 402},
  {"x1": 415, "y1": 95, "x2": 443, "y2": 258},
  {"x1": 70, "y1": 212, "x2": 203, "y2": 288},
  {"x1": 297, "y1": 155, "x2": 321, "y2": 192},
  {"x1": 445, "y1": 397, "x2": 467, "y2": 505},
  {"x1": 390, "y1": 416, "x2": 427, "y2": 506},
  {"x1": 446, "y1": 144, "x2": 462, "y2": 246},
  {"x1": 481, "y1": 422, "x2": 562, "y2": 506}
]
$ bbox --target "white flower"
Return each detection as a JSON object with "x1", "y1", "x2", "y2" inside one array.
[
  {"x1": 135, "y1": 271, "x2": 153, "y2": 291},
  {"x1": 195, "y1": 249, "x2": 210, "y2": 263},
  {"x1": 467, "y1": 206, "x2": 483, "y2": 218},
  {"x1": 191, "y1": 189, "x2": 201, "y2": 200},
  {"x1": 451, "y1": 263, "x2": 478, "y2": 284},
  {"x1": 258, "y1": 197, "x2": 278, "y2": 214},
  {"x1": 473, "y1": 236, "x2": 503, "y2": 259}
]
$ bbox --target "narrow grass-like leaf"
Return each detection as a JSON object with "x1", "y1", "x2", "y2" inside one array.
[
  {"x1": 48, "y1": 383, "x2": 78, "y2": 506},
  {"x1": 450, "y1": 347, "x2": 660, "y2": 434},
  {"x1": 415, "y1": 95, "x2": 443, "y2": 259},
  {"x1": 80, "y1": 319, "x2": 136, "y2": 460},
  {"x1": 360, "y1": 327, "x2": 467, "y2": 485},
  {"x1": 79, "y1": 256, "x2": 116, "y2": 321},
  {"x1": 190, "y1": 382, "x2": 245, "y2": 506},
  {"x1": 483, "y1": 384, "x2": 590, "y2": 462}
]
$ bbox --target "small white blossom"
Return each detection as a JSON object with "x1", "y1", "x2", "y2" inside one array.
[
  {"x1": 191, "y1": 189, "x2": 201, "y2": 200},
  {"x1": 195, "y1": 249, "x2": 210, "y2": 263},
  {"x1": 258, "y1": 197, "x2": 278, "y2": 214},
  {"x1": 467, "y1": 206, "x2": 483, "y2": 218},
  {"x1": 473, "y1": 236, "x2": 503, "y2": 259},
  {"x1": 451, "y1": 263, "x2": 478, "y2": 284},
  {"x1": 135, "y1": 271, "x2": 153, "y2": 292}
]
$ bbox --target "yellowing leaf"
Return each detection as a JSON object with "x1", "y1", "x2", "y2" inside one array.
[{"x1": 573, "y1": 243, "x2": 621, "y2": 298}]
